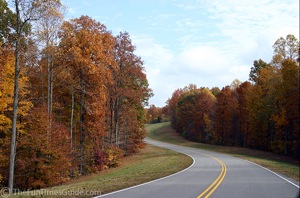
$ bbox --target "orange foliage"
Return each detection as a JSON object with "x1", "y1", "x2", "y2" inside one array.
[
  {"x1": 168, "y1": 35, "x2": 299, "y2": 159},
  {"x1": 1, "y1": 14, "x2": 152, "y2": 190},
  {"x1": 15, "y1": 105, "x2": 71, "y2": 189}
]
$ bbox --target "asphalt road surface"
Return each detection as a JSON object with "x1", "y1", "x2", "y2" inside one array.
[{"x1": 97, "y1": 138, "x2": 299, "y2": 198}]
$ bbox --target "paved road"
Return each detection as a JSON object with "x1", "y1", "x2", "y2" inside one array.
[{"x1": 97, "y1": 138, "x2": 299, "y2": 198}]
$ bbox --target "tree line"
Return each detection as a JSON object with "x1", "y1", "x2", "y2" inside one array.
[
  {"x1": 0, "y1": 0, "x2": 152, "y2": 191},
  {"x1": 146, "y1": 104, "x2": 169, "y2": 123},
  {"x1": 167, "y1": 35, "x2": 299, "y2": 159}
]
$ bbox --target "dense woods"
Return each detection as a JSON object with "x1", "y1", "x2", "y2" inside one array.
[
  {"x1": 0, "y1": 0, "x2": 299, "y2": 193},
  {"x1": 167, "y1": 34, "x2": 299, "y2": 159},
  {"x1": 0, "y1": 0, "x2": 151, "y2": 191}
]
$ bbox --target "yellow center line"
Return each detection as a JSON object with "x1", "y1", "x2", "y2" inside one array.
[{"x1": 197, "y1": 154, "x2": 227, "y2": 198}]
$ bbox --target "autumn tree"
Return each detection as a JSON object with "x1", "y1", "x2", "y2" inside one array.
[
  {"x1": 249, "y1": 59, "x2": 268, "y2": 83},
  {"x1": 271, "y1": 59, "x2": 299, "y2": 157},
  {"x1": 15, "y1": 105, "x2": 71, "y2": 189},
  {"x1": 0, "y1": 42, "x2": 33, "y2": 190},
  {"x1": 210, "y1": 87, "x2": 220, "y2": 97},
  {"x1": 1, "y1": 1, "x2": 153, "y2": 190},
  {"x1": 7, "y1": 0, "x2": 48, "y2": 192},
  {"x1": 172, "y1": 84, "x2": 197, "y2": 136},
  {"x1": 0, "y1": 45, "x2": 14, "y2": 186},
  {"x1": 146, "y1": 105, "x2": 163, "y2": 123},
  {"x1": 167, "y1": 34, "x2": 299, "y2": 159},
  {"x1": 147, "y1": 105, "x2": 169, "y2": 123},
  {"x1": 235, "y1": 81, "x2": 252, "y2": 147},
  {"x1": 214, "y1": 86, "x2": 238, "y2": 145},
  {"x1": 58, "y1": 15, "x2": 116, "y2": 174},
  {"x1": 265, "y1": 34, "x2": 299, "y2": 155},
  {"x1": 106, "y1": 31, "x2": 152, "y2": 154},
  {"x1": 34, "y1": 0, "x2": 65, "y2": 134},
  {"x1": 167, "y1": 88, "x2": 184, "y2": 129},
  {"x1": 272, "y1": 34, "x2": 299, "y2": 66},
  {"x1": 1, "y1": 0, "x2": 66, "y2": 190},
  {"x1": 176, "y1": 92, "x2": 199, "y2": 140},
  {"x1": 246, "y1": 34, "x2": 299, "y2": 154},
  {"x1": 168, "y1": 85, "x2": 215, "y2": 143}
]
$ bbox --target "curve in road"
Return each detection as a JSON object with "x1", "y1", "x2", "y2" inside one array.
[
  {"x1": 197, "y1": 153, "x2": 226, "y2": 198},
  {"x1": 96, "y1": 138, "x2": 299, "y2": 198}
]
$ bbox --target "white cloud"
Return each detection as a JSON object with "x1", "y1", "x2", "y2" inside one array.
[
  {"x1": 135, "y1": 0, "x2": 298, "y2": 107},
  {"x1": 63, "y1": 0, "x2": 298, "y2": 107},
  {"x1": 131, "y1": 35, "x2": 175, "y2": 106},
  {"x1": 169, "y1": 45, "x2": 249, "y2": 89},
  {"x1": 175, "y1": 46, "x2": 228, "y2": 75},
  {"x1": 132, "y1": 35, "x2": 249, "y2": 106}
]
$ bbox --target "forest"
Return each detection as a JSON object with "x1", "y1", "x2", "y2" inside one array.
[
  {"x1": 166, "y1": 34, "x2": 299, "y2": 160},
  {"x1": 1, "y1": 0, "x2": 299, "y2": 193},
  {"x1": 0, "y1": 0, "x2": 152, "y2": 191}
]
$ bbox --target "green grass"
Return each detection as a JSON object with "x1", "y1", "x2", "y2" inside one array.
[
  {"x1": 11, "y1": 125, "x2": 192, "y2": 198},
  {"x1": 147, "y1": 122, "x2": 300, "y2": 182},
  {"x1": 9, "y1": 122, "x2": 298, "y2": 197}
]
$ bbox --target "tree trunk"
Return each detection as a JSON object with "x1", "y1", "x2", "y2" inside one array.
[
  {"x1": 8, "y1": 0, "x2": 21, "y2": 192},
  {"x1": 8, "y1": 42, "x2": 20, "y2": 193},
  {"x1": 41, "y1": 64, "x2": 45, "y2": 102},
  {"x1": 115, "y1": 98, "x2": 119, "y2": 147},
  {"x1": 47, "y1": 49, "x2": 51, "y2": 138},
  {"x1": 79, "y1": 75, "x2": 85, "y2": 174},
  {"x1": 47, "y1": 45, "x2": 54, "y2": 139},
  {"x1": 109, "y1": 97, "x2": 114, "y2": 144},
  {"x1": 70, "y1": 86, "x2": 74, "y2": 155}
]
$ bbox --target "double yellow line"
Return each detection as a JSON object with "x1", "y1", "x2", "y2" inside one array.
[{"x1": 197, "y1": 154, "x2": 227, "y2": 198}]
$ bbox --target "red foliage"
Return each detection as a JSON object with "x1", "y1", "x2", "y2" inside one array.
[{"x1": 14, "y1": 105, "x2": 72, "y2": 189}]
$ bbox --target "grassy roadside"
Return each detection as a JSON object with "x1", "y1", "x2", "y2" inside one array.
[
  {"x1": 11, "y1": 125, "x2": 192, "y2": 198},
  {"x1": 147, "y1": 122, "x2": 300, "y2": 182}
]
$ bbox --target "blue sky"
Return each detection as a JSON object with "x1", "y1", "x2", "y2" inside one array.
[{"x1": 61, "y1": 0, "x2": 299, "y2": 107}]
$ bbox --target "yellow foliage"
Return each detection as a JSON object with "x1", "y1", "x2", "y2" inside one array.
[
  {"x1": 0, "y1": 46, "x2": 32, "y2": 135},
  {"x1": 0, "y1": 47, "x2": 14, "y2": 134},
  {"x1": 104, "y1": 146, "x2": 124, "y2": 168}
]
